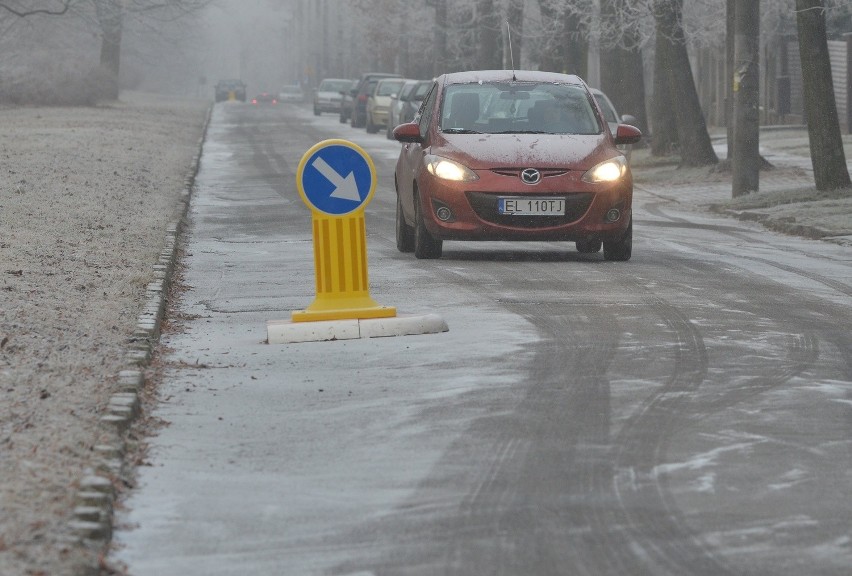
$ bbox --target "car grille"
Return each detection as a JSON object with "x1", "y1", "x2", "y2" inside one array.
[
  {"x1": 490, "y1": 168, "x2": 569, "y2": 179},
  {"x1": 466, "y1": 192, "x2": 594, "y2": 228}
]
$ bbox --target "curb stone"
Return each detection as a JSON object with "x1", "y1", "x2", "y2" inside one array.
[{"x1": 66, "y1": 104, "x2": 213, "y2": 563}]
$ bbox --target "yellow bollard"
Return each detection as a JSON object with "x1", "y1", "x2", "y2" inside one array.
[{"x1": 291, "y1": 139, "x2": 396, "y2": 322}]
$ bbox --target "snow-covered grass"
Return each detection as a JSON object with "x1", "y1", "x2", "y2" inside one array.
[{"x1": 0, "y1": 91, "x2": 209, "y2": 576}]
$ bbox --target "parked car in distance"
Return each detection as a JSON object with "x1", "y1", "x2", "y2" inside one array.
[
  {"x1": 589, "y1": 87, "x2": 638, "y2": 135},
  {"x1": 214, "y1": 79, "x2": 246, "y2": 102},
  {"x1": 338, "y1": 79, "x2": 359, "y2": 124},
  {"x1": 251, "y1": 92, "x2": 278, "y2": 105},
  {"x1": 386, "y1": 79, "x2": 432, "y2": 139},
  {"x1": 392, "y1": 70, "x2": 641, "y2": 260},
  {"x1": 350, "y1": 72, "x2": 402, "y2": 128},
  {"x1": 366, "y1": 77, "x2": 407, "y2": 133},
  {"x1": 589, "y1": 87, "x2": 640, "y2": 161},
  {"x1": 279, "y1": 84, "x2": 304, "y2": 103},
  {"x1": 313, "y1": 78, "x2": 352, "y2": 116}
]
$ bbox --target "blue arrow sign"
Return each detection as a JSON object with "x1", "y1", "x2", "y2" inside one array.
[{"x1": 297, "y1": 140, "x2": 376, "y2": 216}]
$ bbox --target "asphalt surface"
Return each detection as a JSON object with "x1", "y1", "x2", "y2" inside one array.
[{"x1": 111, "y1": 103, "x2": 852, "y2": 576}]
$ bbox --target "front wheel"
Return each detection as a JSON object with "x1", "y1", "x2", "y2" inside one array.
[
  {"x1": 414, "y1": 194, "x2": 442, "y2": 259},
  {"x1": 603, "y1": 220, "x2": 632, "y2": 261}
]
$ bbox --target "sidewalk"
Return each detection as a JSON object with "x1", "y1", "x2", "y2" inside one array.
[{"x1": 631, "y1": 126, "x2": 852, "y2": 247}]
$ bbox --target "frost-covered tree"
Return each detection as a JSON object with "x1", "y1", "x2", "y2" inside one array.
[
  {"x1": 653, "y1": 0, "x2": 718, "y2": 166},
  {"x1": 0, "y1": 0, "x2": 211, "y2": 102},
  {"x1": 796, "y1": 0, "x2": 851, "y2": 191},
  {"x1": 88, "y1": 0, "x2": 212, "y2": 99}
]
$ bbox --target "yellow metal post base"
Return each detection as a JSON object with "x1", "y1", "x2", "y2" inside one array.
[{"x1": 291, "y1": 296, "x2": 396, "y2": 322}]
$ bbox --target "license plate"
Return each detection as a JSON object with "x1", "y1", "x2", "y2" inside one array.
[{"x1": 498, "y1": 197, "x2": 565, "y2": 216}]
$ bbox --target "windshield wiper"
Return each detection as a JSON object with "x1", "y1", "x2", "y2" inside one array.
[{"x1": 442, "y1": 128, "x2": 482, "y2": 134}]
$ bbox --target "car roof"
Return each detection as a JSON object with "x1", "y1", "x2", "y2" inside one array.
[
  {"x1": 440, "y1": 70, "x2": 585, "y2": 87},
  {"x1": 360, "y1": 72, "x2": 401, "y2": 80}
]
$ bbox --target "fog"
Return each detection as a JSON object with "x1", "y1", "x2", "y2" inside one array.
[
  {"x1": 0, "y1": 0, "x2": 437, "y2": 104},
  {"x1": 0, "y1": 0, "x2": 302, "y2": 103},
  {"x1": 2, "y1": 1, "x2": 846, "y2": 107}
]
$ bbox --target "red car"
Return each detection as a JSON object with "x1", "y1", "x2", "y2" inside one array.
[
  {"x1": 251, "y1": 92, "x2": 278, "y2": 105},
  {"x1": 392, "y1": 70, "x2": 641, "y2": 260}
]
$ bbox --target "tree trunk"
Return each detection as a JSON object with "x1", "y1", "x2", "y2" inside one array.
[
  {"x1": 432, "y1": 0, "x2": 448, "y2": 77},
  {"x1": 654, "y1": 0, "x2": 718, "y2": 167},
  {"x1": 599, "y1": 0, "x2": 648, "y2": 135},
  {"x1": 732, "y1": 0, "x2": 760, "y2": 196},
  {"x1": 796, "y1": 0, "x2": 851, "y2": 191},
  {"x1": 651, "y1": 19, "x2": 678, "y2": 156},
  {"x1": 725, "y1": 0, "x2": 734, "y2": 159},
  {"x1": 475, "y1": 0, "x2": 502, "y2": 70},
  {"x1": 537, "y1": 0, "x2": 586, "y2": 77},
  {"x1": 95, "y1": 0, "x2": 123, "y2": 100}
]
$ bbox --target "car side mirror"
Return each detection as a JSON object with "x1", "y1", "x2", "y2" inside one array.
[
  {"x1": 393, "y1": 122, "x2": 423, "y2": 144},
  {"x1": 614, "y1": 124, "x2": 642, "y2": 146}
]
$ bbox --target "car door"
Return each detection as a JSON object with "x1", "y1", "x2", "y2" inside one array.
[{"x1": 396, "y1": 82, "x2": 438, "y2": 222}]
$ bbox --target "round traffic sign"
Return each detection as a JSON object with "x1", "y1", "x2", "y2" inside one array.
[{"x1": 296, "y1": 139, "x2": 377, "y2": 216}]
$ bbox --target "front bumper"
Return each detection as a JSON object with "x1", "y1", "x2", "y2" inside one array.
[
  {"x1": 314, "y1": 98, "x2": 341, "y2": 112},
  {"x1": 417, "y1": 168, "x2": 633, "y2": 242}
]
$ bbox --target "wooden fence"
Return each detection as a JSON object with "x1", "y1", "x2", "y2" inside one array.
[{"x1": 693, "y1": 36, "x2": 850, "y2": 133}]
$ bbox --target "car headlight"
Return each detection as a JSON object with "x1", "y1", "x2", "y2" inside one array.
[
  {"x1": 425, "y1": 155, "x2": 479, "y2": 182},
  {"x1": 582, "y1": 156, "x2": 628, "y2": 183}
]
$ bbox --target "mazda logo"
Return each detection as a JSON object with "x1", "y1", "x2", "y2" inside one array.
[{"x1": 521, "y1": 168, "x2": 541, "y2": 184}]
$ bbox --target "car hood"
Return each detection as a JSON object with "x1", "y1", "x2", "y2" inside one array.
[{"x1": 431, "y1": 133, "x2": 616, "y2": 171}]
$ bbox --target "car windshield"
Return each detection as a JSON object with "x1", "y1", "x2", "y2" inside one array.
[
  {"x1": 376, "y1": 80, "x2": 405, "y2": 96},
  {"x1": 319, "y1": 80, "x2": 351, "y2": 92},
  {"x1": 281, "y1": 86, "x2": 301, "y2": 94},
  {"x1": 440, "y1": 82, "x2": 602, "y2": 135}
]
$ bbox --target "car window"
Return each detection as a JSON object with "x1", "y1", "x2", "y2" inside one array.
[
  {"x1": 439, "y1": 82, "x2": 602, "y2": 135},
  {"x1": 399, "y1": 83, "x2": 416, "y2": 101},
  {"x1": 364, "y1": 80, "x2": 379, "y2": 95},
  {"x1": 376, "y1": 80, "x2": 405, "y2": 97},
  {"x1": 320, "y1": 80, "x2": 351, "y2": 92},
  {"x1": 413, "y1": 81, "x2": 432, "y2": 101}
]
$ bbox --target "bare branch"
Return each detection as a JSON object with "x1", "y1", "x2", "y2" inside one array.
[{"x1": 0, "y1": 0, "x2": 72, "y2": 17}]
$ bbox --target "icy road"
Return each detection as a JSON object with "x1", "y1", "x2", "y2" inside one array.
[{"x1": 112, "y1": 102, "x2": 852, "y2": 576}]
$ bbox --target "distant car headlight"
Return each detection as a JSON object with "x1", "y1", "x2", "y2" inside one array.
[
  {"x1": 425, "y1": 155, "x2": 479, "y2": 182},
  {"x1": 582, "y1": 156, "x2": 628, "y2": 183}
]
